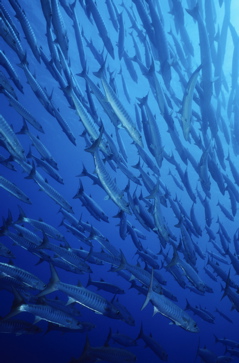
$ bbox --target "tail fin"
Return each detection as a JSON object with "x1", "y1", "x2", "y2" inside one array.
[
  {"x1": 2, "y1": 286, "x2": 23, "y2": 321},
  {"x1": 185, "y1": 298, "x2": 191, "y2": 311},
  {"x1": 221, "y1": 269, "x2": 231, "y2": 301},
  {"x1": 73, "y1": 179, "x2": 84, "y2": 199},
  {"x1": 16, "y1": 205, "x2": 26, "y2": 223},
  {"x1": 141, "y1": 269, "x2": 154, "y2": 311},
  {"x1": 136, "y1": 323, "x2": 144, "y2": 340},
  {"x1": 85, "y1": 125, "x2": 104, "y2": 154},
  {"x1": 16, "y1": 119, "x2": 29, "y2": 135},
  {"x1": 111, "y1": 249, "x2": 127, "y2": 272},
  {"x1": 37, "y1": 263, "x2": 59, "y2": 297},
  {"x1": 86, "y1": 274, "x2": 92, "y2": 288}
]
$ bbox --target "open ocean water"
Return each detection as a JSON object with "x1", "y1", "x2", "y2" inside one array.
[{"x1": 0, "y1": 0, "x2": 239, "y2": 362}]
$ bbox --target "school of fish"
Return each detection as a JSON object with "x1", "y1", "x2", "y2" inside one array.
[{"x1": 0, "y1": 0, "x2": 239, "y2": 362}]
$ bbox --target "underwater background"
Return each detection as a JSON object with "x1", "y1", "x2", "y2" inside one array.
[{"x1": 0, "y1": 0, "x2": 239, "y2": 362}]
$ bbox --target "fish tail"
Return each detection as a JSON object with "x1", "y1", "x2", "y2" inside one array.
[
  {"x1": 37, "y1": 263, "x2": 59, "y2": 297},
  {"x1": 185, "y1": 298, "x2": 191, "y2": 310},
  {"x1": 16, "y1": 119, "x2": 29, "y2": 135},
  {"x1": 78, "y1": 163, "x2": 88, "y2": 177},
  {"x1": 85, "y1": 125, "x2": 104, "y2": 153},
  {"x1": 221, "y1": 269, "x2": 231, "y2": 301},
  {"x1": 86, "y1": 274, "x2": 92, "y2": 288},
  {"x1": 76, "y1": 66, "x2": 87, "y2": 79},
  {"x1": 145, "y1": 181, "x2": 159, "y2": 199},
  {"x1": 16, "y1": 205, "x2": 26, "y2": 223},
  {"x1": 111, "y1": 249, "x2": 127, "y2": 272},
  {"x1": 93, "y1": 60, "x2": 106, "y2": 78},
  {"x1": 166, "y1": 248, "x2": 179, "y2": 270},
  {"x1": 186, "y1": 4, "x2": 199, "y2": 20},
  {"x1": 24, "y1": 162, "x2": 36, "y2": 180},
  {"x1": 136, "y1": 323, "x2": 144, "y2": 340},
  {"x1": 2, "y1": 286, "x2": 23, "y2": 321},
  {"x1": 141, "y1": 269, "x2": 154, "y2": 311},
  {"x1": 105, "y1": 327, "x2": 112, "y2": 346},
  {"x1": 73, "y1": 179, "x2": 84, "y2": 199}
]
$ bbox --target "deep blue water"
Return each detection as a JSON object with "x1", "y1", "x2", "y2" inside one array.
[{"x1": 0, "y1": 0, "x2": 239, "y2": 362}]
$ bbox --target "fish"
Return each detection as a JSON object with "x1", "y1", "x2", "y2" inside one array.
[
  {"x1": 93, "y1": 64, "x2": 143, "y2": 148},
  {"x1": 108, "y1": 328, "x2": 137, "y2": 347},
  {"x1": 16, "y1": 206, "x2": 66, "y2": 241},
  {"x1": 0, "y1": 261, "x2": 45, "y2": 290},
  {"x1": 86, "y1": 275, "x2": 124, "y2": 295},
  {"x1": 5, "y1": 288, "x2": 83, "y2": 330},
  {"x1": 0, "y1": 175, "x2": 31, "y2": 204},
  {"x1": 167, "y1": 249, "x2": 206, "y2": 293},
  {"x1": 141, "y1": 269, "x2": 199, "y2": 333},
  {"x1": 37, "y1": 264, "x2": 123, "y2": 320},
  {"x1": 0, "y1": 319, "x2": 41, "y2": 335},
  {"x1": 181, "y1": 66, "x2": 201, "y2": 141},
  {"x1": 8, "y1": 0, "x2": 41, "y2": 62},
  {"x1": 185, "y1": 299, "x2": 215, "y2": 323},
  {"x1": 0, "y1": 114, "x2": 26, "y2": 161},
  {"x1": 137, "y1": 324, "x2": 168, "y2": 361},
  {"x1": 72, "y1": 335, "x2": 137, "y2": 362},
  {"x1": 1, "y1": 0, "x2": 239, "y2": 361},
  {"x1": 86, "y1": 134, "x2": 131, "y2": 214},
  {"x1": 73, "y1": 179, "x2": 109, "y2": 223}
]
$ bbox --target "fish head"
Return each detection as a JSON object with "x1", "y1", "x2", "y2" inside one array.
[
  {"x1": 186, "y1": 319, "x2": 199, "y2": 333},
  {"x1": 181, "y1": 312, "x2": 199, "y2": 332},
  {"x1": 198, "y1": 283, "x2": 206, "y2": 293},
  {"x1": 105, "y1": 303, "x2": 124, "y2": 320}
]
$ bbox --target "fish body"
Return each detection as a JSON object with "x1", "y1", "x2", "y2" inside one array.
[
  {"x1": 38, "y1": 265, "x2": 123, "y2": 320},
  {"x1": 142, "y1": 270, "x2": 199, "y2": 333},
  {"x1": 0, "y1": 114, "x2": 25, "y2": 161},
  {"x1": 0, "y1": 262, "x2": 45, "y2": 290},
  {"x1": 0, "y1": 176, "x2": 31, "y2": 204},
  {"x1": 0, "y1": 50, "x2": 23, "y2": 92},
  {"x1": 94, "y1": 66, "x2": 143, "y2": 148},
  {"x1": 77, "y1": 336, "x2": 137, "y2": 362}
]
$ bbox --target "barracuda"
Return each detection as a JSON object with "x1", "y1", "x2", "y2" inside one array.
[
  {"x1": 0, "y1": 175, "x2": 31, "y2": 204},
  {"x1": 181, "y1": 65, "x2": 202, "y2": 141},
  {"x1": 113, "y1": 250, "x2": 162, "y2": 293},
  {"x1": 0, "y1": 16, "x2": 25, "y2": 61},
  {"x1": 3, "y1": 89, "x2": 44, "y2": 133},
  {"x1": 94, "y1": 65, "x2": 143, "y2": 148},
  {"x1": 38, "y1": 264, "x2": 123, "y2": 320},
  {"x1": 86, "y1": 133, "x2": 131, "y2": 214},
  {"x1": 168, "y1": 249, "x2": 206, "y2": 293},
  {"x1": 17, "y1": 206, "x2": 66, "y2": 242},
  {"x1": 0, "y1": 262, "x2": 45, "y2": 290},
  {"x1": 8, "y1": 0, "x2": 40, "y2": 62},
  {"x1": 0, "y1": 114, "x2": 25, "y2": 161},
  {"x1": 0, "y1": 50, "x2": 23, "y2": 92},
  {"x1": 141, "y1": 270, "x2": 199, "y2": 333},
  {"x1": 68, "y1": 86, "x2": 111, "y2": 157}
]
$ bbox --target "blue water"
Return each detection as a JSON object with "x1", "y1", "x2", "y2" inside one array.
[{"x1": 0, "y1": 0, "x2": 239, "y2": 362}]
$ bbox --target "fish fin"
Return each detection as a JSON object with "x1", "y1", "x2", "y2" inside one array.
[
  {"x1": 141, "y1": 269, "x2": 154, "y2": 311},
  {"x1": 37, "y1": 263, "x2": 59, "y2": 297},
  {"x1": 152, "y1": 306, "x2": 159, "y2": 316},
  {"x1": 136, "y1": 323, "x2": 144, "y2": 340},
  {"x1": 33, "y1": 316, "x2": 42, "y2": 324},
  {"x1": 66, "y1": 297, "x2": 76, "y2": 306},
  {"x1": 111, "y1": 249, "x2": 127, "y2": 272}
]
